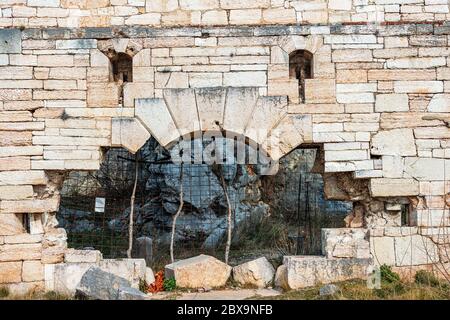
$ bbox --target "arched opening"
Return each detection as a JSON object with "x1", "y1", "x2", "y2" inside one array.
[
  {"x1": 57, "y1": 135, "x2": 353, "y2": 268},
  {"x1": 289, "y1": 50, "x2": 313, "y2": 103},
  {"x1": 110, "y1": 52, "x2": 133, "y2": 83}
]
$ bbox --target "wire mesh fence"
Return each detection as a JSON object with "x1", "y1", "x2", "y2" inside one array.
[{"x1": 58, "y1": 137, "x2": 352, "y2": 268}]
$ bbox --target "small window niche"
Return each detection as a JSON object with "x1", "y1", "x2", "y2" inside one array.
[
  {"x1": 289, "y1": 50, "x2": 313, "y2": 103},
  {"x1": 110, "y1": 52, "x2": 133, "y2": 84}
]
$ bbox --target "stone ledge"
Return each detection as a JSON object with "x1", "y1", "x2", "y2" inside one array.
[{"x1": 14, "y1": 23, "x2": 450, "y2": 41}]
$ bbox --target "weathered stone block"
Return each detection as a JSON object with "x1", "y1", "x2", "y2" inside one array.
[
  {"x1": 65, "y1": 249, "x2": 102, "y2": 264},
  {"x1": 394, "y1": 235, "x2": 439, "y2": 266},
  {"x1": 22, "y1": 261, "x2": 44, "y2": 282},
  {"x1": 371, "y1": 128, "x2": 417, "y2": 156},
  {"x1": 375, "y1": 94, "x2": 409, "y2": 112},
  {"x1": 111, "y1": 118, "x2": 151, "y2": 154},
  {"x1": 232, "y1": 257, "x2": 275, "y2": 288},
  {"x1": 370, "y1": 178, "x2": 419, "y2": 197},
  {"x1": 0, "y1": 29, "x2": 21, "y2": 54},
  {"x1": 0, "y1": 261, "x2": 22, "y2": 284},
  {"x1": 0, "y1": 243, "x2": 42, "y2": 262},
  {"x1": 87, "y1": 83, "x2": 120, "y2": 107},
  {"x1": 165, "y1": 255, "x2": 232, "y2": 289},
  {"x1": 283, "y1": 256, "x2": 370, "y2": 289}
]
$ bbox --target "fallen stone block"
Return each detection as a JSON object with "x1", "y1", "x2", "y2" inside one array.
[
  {"x1": 283, "y1": 256, "x2": 371, "y2": 289},
  {"x1": 98, "y1": 259, "x2": 147, "y2": 289},
  {"x1": 165, "y1": 254, "x2": 232, "y2": 289},
  {"x1": 117, "y1": 286, "x2": 149, "y2": 300},
  {"x1": 274, "y1": 265, "x2": 288, "y2": 290},
  {"x1": 75, "y1": 267, "x2": 131, "y2": 300},
  {"x1": 232, "y1": 257, "x2": 275, "y2": 288}
]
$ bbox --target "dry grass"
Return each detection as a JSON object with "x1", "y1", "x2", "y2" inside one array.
[{"x1": 0, "y1": 288, "x2": 71, "y2": 300}]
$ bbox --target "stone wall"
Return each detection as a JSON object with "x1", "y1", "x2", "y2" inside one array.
[
  {"x1": 0, "y1": 0, "x2": 449, "y2": 291},
  {"x1": 0, "y1": 0, "x2": 449, "y2": 28}
]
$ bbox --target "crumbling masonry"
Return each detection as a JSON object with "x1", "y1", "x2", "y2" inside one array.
[{"x1": 0, "y1": 0, "x2": 449, "y2": 292}]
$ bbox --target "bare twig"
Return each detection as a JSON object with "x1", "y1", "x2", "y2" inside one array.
[
  {"x1": 218, "y1": 166, "x2": 233, "y2": 265},
  {"x1": 170, "y1": 163, "x2": 184, "y2": 263},
  {"x1": 126, "y1": 153, "x2": 139, "y2": 259}
]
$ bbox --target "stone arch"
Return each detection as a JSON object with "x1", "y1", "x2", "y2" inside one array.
[{"x1": 111, "y1": 87, "x2": 313, "y2": 163}]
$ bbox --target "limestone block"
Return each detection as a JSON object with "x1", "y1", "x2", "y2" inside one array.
[
  {"x1": 123, "y1": 82, "x2": 154, "y2": 107},
  {"x1": 0, "y1": 198, "x2": 59, "y2": 214},
  {"x1": 0, "y1": 186, "x2": 33, "y2": 200},
  {"x1": 146, "y1": 0, "x2": 179, "y2": 12},
  {"x1": 382, "y1": 156, "x2": 404, "y2": 178},
  {"x1": 387, "y1": 57, "x2": 446, "y2": 69},
  {"x1": 370, "y1": 236, "x2": 396, "y2": 266},
  {"x1": 370, "y1": 178, "x2": 419, "y2": 197},
  {"x1": 163, "y1": 88, "x2": 200, "y2": 136},
  {"x1": 394, "y1": 81, "x2": 443, "y2": 94},
  {"x1": 394, "y1": 235, "x2": 439, "y2": 266},
  {"x1": 232, "y1": 257, "x2": 275, "y2": 288},
  {"x1": 125, "y1": 13, "x2": 161, "y2": 25},
  {"x1": 0, "y1": 214, "x2": 25, "y2": 236},
  {"x1": 375, "y1": 94, "x2": 409, "y2": 112},
  {"x1": 201, "y1": 10, "x2": 228, "y2": 25},
  {"x1": 37, "y1": 55, "x2": 74, "y2": 67},
  {"x1": 22, "y1": 261, "x2": 44, "y2": 282},
  {"x1": 111, "y1": 118, "x2": 151, "y2": 154},
  {"x1": 223, "y1": 71, "x2": 266, "y2": 87},
  {"x1": 0, "y1": 157, "x2": 31, "y2": 171},
  {"x1": 427, "y1": 94, "x2": 450, "y2": 113},
  {"x1": 0, "y1": 170, "x2": 47, "y2": 186},
  {"x1": 165, "y1": 255, "x2": 232, "y2": 289},
  {"x1": 322, "y1": 228, "x2": 370, "y2": 259},
  {"x1": 274, "y1": 264, "x2": 288, "y2": 290},
  {"x1": 414, "y1": 127, "x2": 450, "y2": 139},
  {"x1": 403, "y1": 157, "x2": 448, "y2": 181},
  {"x1": 3, "y1": 234, "x2": 42, "y2": 244},
  {"x1": 56, "y1": 39, "x2": 96, "y2": 50},
  {"x1": 264, "y1": 114, "x2": 312, "y2": 161},
  {"x1": 245, "y1": 96, "x2": 287, "y2": 145},
  {"x1": 195, "y1": 88, "x2": 227, "y2": 132},
  {"x1": 267, "y1": 79, "x2": 299, "y2": 103},
  {"x1": 0, "y1": 29, "x2": 21, "y2": 54},
  {"x1": 0, "y1": 261, "x2": 22, "y2": 284},
  {"x1": 132, "y1": 48, "x2": 151, "y2": 67},
  {"x1": 155, "y1": 71, "x2": 187, "y2": 88},
  {"x1": 229, "y1": 9, "x2": 262, "y2": 25},
  {"x1": 283, "y1": 256, "x2": 370, "y2": 289},
  {"x1": 221, "y1": 0, "x2": 269, "y2": 9},
  {"x1": 135, "y1": 98, "x2": 180, "y2": 147},
  {"x1": 0, "y1": 243, "x2": 42, "y2": 262},
  {"x1": 223, "y1": 87, "x2": 259, "y2": 135},
  {"x1": 305, "y1": 79, "x2": 336, "y2": 104},
  {"x1": 90, "y1": 49, "x2": 110, "y2": 67},
  {"x1": 189, "y1": 73, "x2": 222, "y2": 88},
  {"x1": 65, "y1": 249, "x2": 102, "y2": 264},
  {"x1": 262, "y1": 8, "x2": 296, "y2": 24},
  {"x1": 98, "y1": 259, "x2": 147, "y2": 289},
  {"x1": 87, "y1": 83, "x2": 120, "y2": 107},
  {"x1": 76, "y1": 267, "x2": 132, "y2": 300},
  {"x1": 111, "y1": 39, "x2": 129, "y2": 53},
  {"x1": 371, "y1": 128, "x2": 417, "y2": 156},
  {"x1": 329, "y1": 0, "x2": 352, "y2": 11},
  {"x1": 52, "y1": 262, "x2": 93, "y2": 295}
]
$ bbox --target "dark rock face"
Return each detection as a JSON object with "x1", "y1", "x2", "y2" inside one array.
[{"x1": 59, "y1": 138, "x2": 352, "y2": 256}]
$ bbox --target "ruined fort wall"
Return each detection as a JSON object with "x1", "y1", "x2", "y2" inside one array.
[
  {"x1": 0, "y1": 0, "x2": 449, "y2": 28},
  {"x1": 0, "y1": 0, "x2": 449, "y2": 292}
]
